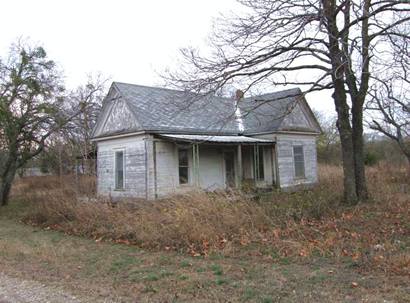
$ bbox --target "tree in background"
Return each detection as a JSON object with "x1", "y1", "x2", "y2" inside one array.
[
  {"x1": 367, "y1": 80, "x2": 410, "y2": 167},
  {"x1": 364, "y1": 134, "x2": 407, "y2": 166},
  {"x1": 165, "y1": 0, "x2": 410, "y2": 204},
  {"x1": 0, "y1": 41, "x2": 76, "y2": 205},
  {"x1": 22, "y1": 75, "x2": 108, "y2": 177},
  {"x1": 314, "y1": 111, "x2": 341, "y2": 164},
  {"x1": 314, "y1": 109, "x2": 406, "y2": 166},
  {"x1": 366, "y1": 27, "x2": 410, "y2": 167},
  {"x1": 62, "y1": 75, "x2": 107, "y2": 175}
]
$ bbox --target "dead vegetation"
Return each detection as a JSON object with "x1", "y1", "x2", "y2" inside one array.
[
  {"x1": 21, "y1": 186, "x2": 272, "y2": 254},
  {"x1": 13, "y1": 163, "x2": 410, "y2": 277}
]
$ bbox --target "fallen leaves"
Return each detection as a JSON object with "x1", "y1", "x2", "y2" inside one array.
[
  {"x1": 19, "y1": 164, "x2": 409, "y2": 278},
  {"x1": 272, "y1": 228, "x2": 281, "y2": 240},
  {"x1": 115, "y1": 239, "x2": 131, "y2": 245},
  {"x1": 351, "y1": 252, "x2": 361, "y2": 261},
  {"x1": 299, "y1": 249, "x2": 308, "y2": 257},
  {"x1": 240, "y1": 235, "x2": 250, "y2": 246}
]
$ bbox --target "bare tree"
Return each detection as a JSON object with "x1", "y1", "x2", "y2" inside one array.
[
  {"x1": 367, "y1": 75, "x2": 410, "y2": 166},
  {"x1": 165, "y1": 0, "x2": 410, "y2": 204},
  {"x1": 315, "y1": 110, "x2": 340, "y2": 163},
  {"x1": 0, "y1": 41, "x2": 76, "y2": 206},
  {"x1": 63, "y1": 75, "x2": 108, "y2": 174},
  {"x1": 366, "y1": 19, "x2": 410, "y2": 168}
]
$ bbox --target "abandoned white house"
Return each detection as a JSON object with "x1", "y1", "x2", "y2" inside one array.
[{"x1": 91, "y1": 82, "x2": 321, "y2": 199}]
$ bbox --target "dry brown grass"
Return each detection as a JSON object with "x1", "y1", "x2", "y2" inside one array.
[
  {"x1": 15, "y1": 163, "x2": 410, "y2": 276},
  {"x1": 19, "y1": 181, "x2": 272, "y2": 254}
]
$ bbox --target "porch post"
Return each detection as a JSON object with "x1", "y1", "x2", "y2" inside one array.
[
  {"x1": 253, "y1": 144, "x2": 258, "y2": 183},
  {"x1": 196, "y1": 144, "x2": 200, "y2": 186},
  {"x1": 271, "y1": 144, "x2": 276, "y2": 187},
  {"x1": 273, "y1": 143, "x2": 280, "y2": 188},
  {"x1": 192, "y1": 143, "x2": 200, "y2": 186},
  {"x1": 237, "y1": 144, "x2": 243, "y2": 188}
]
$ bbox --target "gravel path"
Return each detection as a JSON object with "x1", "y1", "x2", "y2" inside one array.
[{"x1": 0, "y1": 273, "x2": 83, "y2": 303}]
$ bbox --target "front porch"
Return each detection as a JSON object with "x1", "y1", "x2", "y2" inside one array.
[{"x1": 153, "y1": 134, "x2": 277, "y2": 197}]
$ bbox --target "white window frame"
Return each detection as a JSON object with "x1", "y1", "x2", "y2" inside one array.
[
  {"x1": 114, "y1": 148, "x2": 125, "y2": 190},
  {"x1": 293, "y1": 145, "x2": 305, "y2": 179},
  {"x1": 177, "y1": 147, "x2": 190, "y2": 185}
]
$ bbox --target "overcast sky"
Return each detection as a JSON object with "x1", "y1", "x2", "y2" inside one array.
[{"x1": 1, "y1": 0, "x2": 334, "y2": 114}]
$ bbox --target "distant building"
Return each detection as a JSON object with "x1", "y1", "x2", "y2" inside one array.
[{"x1": 20, "y1": 167, "x2": 51, "y2": 177}]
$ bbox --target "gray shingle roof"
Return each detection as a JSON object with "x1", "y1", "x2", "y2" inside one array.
[
  {"x1": 100, "y1": 82, "x2": 311, "y2": 137},
  {"x1": 240, "y1": 91, "x2": 303, "y2": 134}
]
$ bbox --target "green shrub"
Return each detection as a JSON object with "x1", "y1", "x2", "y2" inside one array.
[{"x1": 364, "y1": 151, "x2": 380, "y2": 166}]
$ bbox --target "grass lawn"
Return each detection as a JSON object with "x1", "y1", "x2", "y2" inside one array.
[
  {"x1": 0, "y1": 208, "x2": 408, "y2": 302},
  {"x1": 0, "y1": 164, "x2": 409, "y2": 302}
]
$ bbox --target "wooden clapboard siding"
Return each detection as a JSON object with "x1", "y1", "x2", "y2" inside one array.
[
  {"x1": 153, "y1": 143, "x2": 226, "y2": 197},
  {"x1": 253, "y1": 133, "x2": 318, "y2": 189},
  {"x1": 275, "y1": 134, "x2": 318, "y2": 188},
  {"x1": 97, "y1": 132, "x2": 318, "y2": 199},
  {"x1": 96, "y1": 134, "x2": 148, "y2": 198}
]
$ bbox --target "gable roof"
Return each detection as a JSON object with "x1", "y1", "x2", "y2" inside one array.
[{"x1": 92, "y1": 82, "x2": 321, "y2": 139}]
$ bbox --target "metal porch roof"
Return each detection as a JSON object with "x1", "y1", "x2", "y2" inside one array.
[{"x1": 157, "y1": 134, "x2": 274, "y2": 144}]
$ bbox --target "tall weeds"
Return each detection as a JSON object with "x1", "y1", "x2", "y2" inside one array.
[
  {"x1": 15, "y1": 163, "x2": 410, "y2": 275},
  {"x1": 20, "y1": 183, "x2": 272, "y2": 252}
]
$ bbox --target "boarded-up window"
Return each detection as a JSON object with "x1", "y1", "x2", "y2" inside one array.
[
  {"x1": 293, "y1": 146, "x2": 305, "y2": 178},
  {"x1": 115, "y1": 150, "x2": 124, "y2": 189},
  {"x1": 178, "y1": 148, "x2": 189, "y2": 184}
]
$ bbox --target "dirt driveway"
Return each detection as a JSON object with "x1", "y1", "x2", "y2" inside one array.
[{"x1": 0, "y1": 273, "x2": 86, "y2": 303}]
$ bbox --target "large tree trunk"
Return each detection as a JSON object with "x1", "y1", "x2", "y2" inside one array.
[
  {"x1": 404, "y1": 146, "x2": 410, "y2": 161},
  {"x1": 334, "y1": 107, "x2": 358, "y2": 204},
  {"x1": 332, "y1": 86, "x2": 358, "y2": 204},
  {"x1": 0, "y1": 174, "x2": 15, "y2": 206},
  {"x1": 323, "y1": 0, "x2": 358, "y2": 204},
  {"x1": 400, "y1": 147, "x2": 410, "y2": 175},
  {"x1": 406, "y1": 153, "x2": 410, "y2": 170},
  {"x1": 0, "y1": 162, "x2": 17, "y2": 206},
  {"x1": 351, "y1": 102, "x2": 368, "y2": 200},
  {"x1": 396, "y1": 138, "x2": 410, "y2": 174}
]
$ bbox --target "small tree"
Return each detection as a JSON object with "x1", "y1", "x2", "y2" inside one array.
[{"x1": 0, "y1": 41, "x2": 73, "y2": 206}]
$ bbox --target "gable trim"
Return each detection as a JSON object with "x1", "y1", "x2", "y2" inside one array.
[
  {"x1": 112, "y1": 82, "x2": 146, "y2": 130},
  {"x1": 92, "y1": 83, "x2": 143, "y2": 139},
  {"x1": 91, "y1": 84, "x2": 122, "y2": 138},
  {"x1": 247, "y1": 130, "x2": 320, "y2": 136},
  {"x1": 98, "y1": 98, "x2": 119, "y2": 137},
  {"x1": 299, "y1": 98, "x2": 322, "y2": 133},
  {"x1": 277, "y1": 96, "x2": 321, "y2": 134},
  {"x1": 91, "y1": 131, "x2": 146, "y2": 142}
]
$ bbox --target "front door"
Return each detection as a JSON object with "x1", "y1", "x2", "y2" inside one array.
[{"x1": 224, "y1": 151, "x2": 236, "y2": 188}]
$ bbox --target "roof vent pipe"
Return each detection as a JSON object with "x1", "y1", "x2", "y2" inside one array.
[{"x1": 234, "y1": 89, "x2": 245, "y2": 133}]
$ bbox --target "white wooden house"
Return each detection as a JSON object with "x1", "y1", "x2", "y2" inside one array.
[{"x1": 91, "y1": 82, "x2": 321, "y2": 199}]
